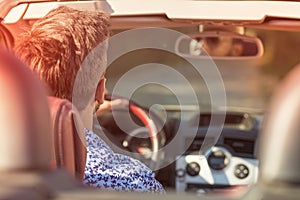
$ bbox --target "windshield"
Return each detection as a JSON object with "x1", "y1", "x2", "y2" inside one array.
[{"x1": 105, "y1": 27, "x2": 300, "y2": 111}]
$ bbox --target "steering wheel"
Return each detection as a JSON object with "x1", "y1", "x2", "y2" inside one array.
[{"x1": 96, "y1": 94, "x2": 164, "y2": 170}]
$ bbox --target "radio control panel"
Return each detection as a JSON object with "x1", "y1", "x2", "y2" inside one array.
[{"x1": 175, "y1": 146, "x2": 258, "y2": 192}]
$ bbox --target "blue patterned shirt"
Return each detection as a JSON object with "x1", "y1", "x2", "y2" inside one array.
[{"x1": 83, "y1": 129, "x2": 164, "y2": 193}]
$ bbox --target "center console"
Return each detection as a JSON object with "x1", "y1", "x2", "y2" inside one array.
[{"x1": 174, "y1": 112, "x2": 260, "y2": 193}]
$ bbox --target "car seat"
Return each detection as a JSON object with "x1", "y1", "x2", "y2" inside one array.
[
  {"x1": 48, "y1": 96, "x2": 86, "y2": 180},
  {"x1": 244, "y1": 63, "x2": 300, "y2": 200},
  {"x1": 0, "y1": 48, "x2": 51, "y2": 171},
  {"x1": 0, "y1": 48, "x2": 85, "y2": 200}
]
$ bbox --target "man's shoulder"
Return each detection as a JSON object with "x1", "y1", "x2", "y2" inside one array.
[{"x1": 85, "y1": 128, "x2": 113, "y2": 152}]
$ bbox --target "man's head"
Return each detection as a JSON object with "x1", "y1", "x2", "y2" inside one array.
[
  {"x1": 14, "y1": 6, "x2": 110, "y2": 109},
  {"x1": 202, "y1": 36, "x2": 244, "y2": 57},
  {"x1": 197, "y1": 25, "x2": 244, "y2": 57}
]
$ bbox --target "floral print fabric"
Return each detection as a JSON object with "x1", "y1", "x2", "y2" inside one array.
[{"x1": 83, "y1": 129, "x2": 164, "y2": 193}]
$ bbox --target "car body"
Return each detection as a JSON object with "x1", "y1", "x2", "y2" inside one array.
[{"x1": 0, "y1": 0, "x2": 300, "y2": 199}]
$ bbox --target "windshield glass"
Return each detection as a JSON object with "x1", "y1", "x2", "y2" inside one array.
[{"x1": 105, "y1": 27, "x2": 300, "y2": 112}]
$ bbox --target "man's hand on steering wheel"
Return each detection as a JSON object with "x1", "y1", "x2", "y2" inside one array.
[{"x1": 96, "y1": 98, "x2": 129, "y2": 115}]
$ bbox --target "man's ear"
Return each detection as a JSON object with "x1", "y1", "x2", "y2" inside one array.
[{"x1": 95, "y1": 77, "x2": 106, "y2": 105}]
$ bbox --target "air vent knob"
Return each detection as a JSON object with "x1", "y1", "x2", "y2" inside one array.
[
  {"x1": 208, "y1": 149, "x2": 229, "y2": 170},
  {"x1": 186, "y1": 162, "x2": 201, "y2": 176}
]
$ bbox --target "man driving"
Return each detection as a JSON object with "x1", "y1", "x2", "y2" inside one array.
[{"x1": 14, "y1": 6, "x2": 164, "y2": 193}]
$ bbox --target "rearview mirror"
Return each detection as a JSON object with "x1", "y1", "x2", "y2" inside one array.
[{"x1": 175, "y1": 31, "x2": 264, "y2": 60}]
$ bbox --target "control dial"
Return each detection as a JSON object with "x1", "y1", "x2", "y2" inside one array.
[
  {"x1": 208, "y1": 149, "x2": 229, "y2": 170},
  {"x1": 234, "y1": 164, "x2": 249, "y2": 179},
  {"x1": 186, "y1": 162, "x2": 201, "y2": 176}
]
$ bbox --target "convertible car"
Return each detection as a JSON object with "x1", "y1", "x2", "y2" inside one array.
[{"x1": 0, "y1": 0, "x2": 299, "y2": 199}]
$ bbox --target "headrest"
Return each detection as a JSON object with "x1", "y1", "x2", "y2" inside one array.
[
  {"x1": 260, "y1": 63, "x2": 300, "y2": 186},
  {"x1": 0, "y1": 49, "x2": 51, "y2": 171}
]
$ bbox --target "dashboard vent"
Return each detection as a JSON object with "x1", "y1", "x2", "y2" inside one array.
[
  {"x1": 224, "y1": 138, "x2": 255, "y2": 156},
  {"x1": 198, "y1": 114, "x2": 245, "y2": 126},
  {"x1": 185, "y1": 137, "x2": 215, "y2": 152},
  {"x1": 191, "y1": 113, "x2": 253, "y2": 130}
]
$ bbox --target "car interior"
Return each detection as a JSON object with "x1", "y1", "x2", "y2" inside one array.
[{"x1": 0, "y1": 0, "x2": 300, "y2": 199}]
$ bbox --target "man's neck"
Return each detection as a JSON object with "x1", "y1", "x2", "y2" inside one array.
[{"x1": 78, "y1": 106, "x2": 93, "y2": 130}]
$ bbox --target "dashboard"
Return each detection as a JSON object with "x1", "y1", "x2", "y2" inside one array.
[{"x1": 94, "y1": 103, "x2": 261, "y2": 194}]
